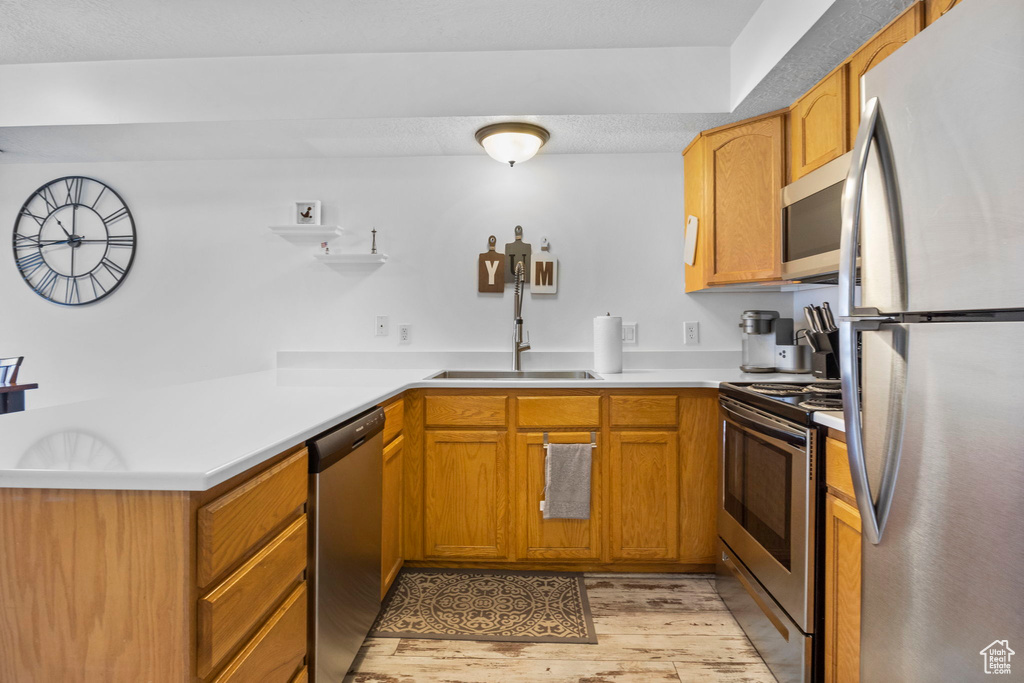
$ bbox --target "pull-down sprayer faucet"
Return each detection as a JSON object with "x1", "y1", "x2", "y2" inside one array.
[{"x1": 512, "y1": 261, "x2": 531, "y2": 370}]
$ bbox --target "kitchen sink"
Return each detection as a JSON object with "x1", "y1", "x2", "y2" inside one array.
[{"x1": 427, "y1": 370, "x2": 602, "y2": 380}]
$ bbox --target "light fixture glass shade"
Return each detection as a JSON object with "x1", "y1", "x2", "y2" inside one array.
[{"x1": 475, "y1": 123, "x2": 549, "y2": 166}]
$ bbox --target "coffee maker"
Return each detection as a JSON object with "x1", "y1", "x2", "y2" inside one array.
[{"x1": 739, "y1": 310, "x2": 794, "y2": 373}]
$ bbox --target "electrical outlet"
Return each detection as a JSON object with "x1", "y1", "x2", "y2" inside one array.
[
  {"x1": 375, "y1": 315, "x2": 389, "y2": 337},
  {"x1": 684, "y1": 321, "x2": 700, "y2": 345},
  {"x1": 398, "y1": 324, "x2": 411, "y2": 343},
  {"x1": 621, "y1": 323, "x2": 638, "y2": 344}
]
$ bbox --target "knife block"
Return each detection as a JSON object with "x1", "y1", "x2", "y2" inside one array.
[
  {"x1": 812, "y1": 351, "x2": 841, "y2": 379},
  {"x1": 811, "y1": 330, "x2": 841, "y2": 379}
]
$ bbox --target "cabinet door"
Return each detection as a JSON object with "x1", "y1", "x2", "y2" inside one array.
[
  {"x1": 791, "y1": 67, "x2": 849, "y2": 180},
  {"x1": 824, "y1": 494, "x2": 862, "y2": 683},
  {"x1": 924, "y1": 0, "x2": 962, "y2": 26},
  {"x1": 683, "y1": 137, "x2": 707, "y2": 292},
  {"x1": 423, "y1": 430, "x2": 509, "y2": 560},
  {"x1": 382, "y1": 435, "x2": 404, "y2": 597},
  {"x1": 515, "y1": 432, "x2": 601, "y2": 561},
  {"x1": 847, "y1": 4, "x2": 923, "y2": 148},
  {"x1": 703, "y1": 114, "x2": 785, "y2": 284},
  {"x1": 608, "y1": 431, "x2": 679, "y2": 561}
]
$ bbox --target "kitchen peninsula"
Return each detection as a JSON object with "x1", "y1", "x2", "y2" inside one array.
[{"x1": 0, "y1": 365, "x2": 815, "y2": 681}]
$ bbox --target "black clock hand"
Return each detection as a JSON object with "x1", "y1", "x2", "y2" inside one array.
[{"x1": 53, "y1": 216, "x2": 72, "y2": 238}]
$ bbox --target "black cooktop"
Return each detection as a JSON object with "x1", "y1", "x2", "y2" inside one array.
[{"x1": 719, "y1": 381, "x2": 843, "y2": 425}]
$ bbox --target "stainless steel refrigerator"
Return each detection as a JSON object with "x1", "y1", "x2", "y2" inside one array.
[{"x1": 838, "y1": 0, "x2": 1024, "y2": 680}]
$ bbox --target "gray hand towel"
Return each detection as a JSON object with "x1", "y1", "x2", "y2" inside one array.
[{"x1": 544, "y1": 443, "x2": 592, "y2": 519}]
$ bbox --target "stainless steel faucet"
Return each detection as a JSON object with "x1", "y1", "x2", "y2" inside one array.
[{"x1": 512, "y1": 261, "x2": 531, "y2": 370}]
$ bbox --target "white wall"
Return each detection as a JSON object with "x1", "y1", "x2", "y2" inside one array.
[
  {"x1": 1, "y1": 153, "x2": 791, "y2": 408},
  {"x1": 730, "y1": 0, "x2": 836, "y2": 109}
]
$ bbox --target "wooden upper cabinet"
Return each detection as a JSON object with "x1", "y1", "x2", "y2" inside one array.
[
  {"x1": 683, "y1": 135, "x2": 707, "y2": 292},
  {"x1": 847, "y1": 3, "x2": 923, "y2": 148},
  {"x1": 924, "y1": 0, "x2": 962, "y2": 26},
  {"x1": 791, "y1": 66, "x2": 849, "y2": 181},
  {"x1": 423, "y1": 430, "x2": 509, "y2": 560},
  {"x1": 515, "y1": 432, "x2": 602, "y2": 561},
  {"x1": 703, "y1": 112, "x2": 786, "y2": 284}
]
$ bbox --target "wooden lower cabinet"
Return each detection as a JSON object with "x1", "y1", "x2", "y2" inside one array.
[
  {"x1": 515, "y1": 432, "x2": 602, "y2": 561},
  {"x1": 423, "y1": 429, "x2": 510, "y2": 560},
  {"x1": 609, "y1": 431, "x2": 679, "y2": 561},
  {"x1": 824, "y1": 493, "x2": 862, "y2": 683},
  {"x1": 0, "y1": 445, "x2": 309, "y2": 682},
  {"x1": 407, "y1": 389, "x2": 717, "y2": 571},
  {"x1": 382, "y1": 434, "x2": 405, "y2": 597}
]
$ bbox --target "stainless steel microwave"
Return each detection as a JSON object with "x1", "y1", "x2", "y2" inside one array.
[{"x1": 781, "y1": 151, "x2": 852, "y2": 281}]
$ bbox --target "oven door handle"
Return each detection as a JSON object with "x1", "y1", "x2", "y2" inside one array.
[{"x1": 720, "y1": 401, "x2": 807, "y2": 448}]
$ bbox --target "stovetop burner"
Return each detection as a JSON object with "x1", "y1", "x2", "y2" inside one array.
[
  {"x1": 720, "y1": 380, "x2": 846, "y2": 425},
  {"x1": 748, "y1": 383, "x2": 811, "y2": 396},
  {"x1": 798, "y1": 397, "x2": 843, "y2": 410}
]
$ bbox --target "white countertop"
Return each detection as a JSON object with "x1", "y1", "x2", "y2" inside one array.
[
  {"x1": 0, "y1": 367, "x2": 808, "y2": 491},
  {"x1": 813, "y1": 410, "x2": 846, "y2": 432}
]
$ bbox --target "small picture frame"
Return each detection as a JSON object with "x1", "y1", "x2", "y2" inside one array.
[{"x1": 294, "y1": 200, "x2": 321, "y2": 225}]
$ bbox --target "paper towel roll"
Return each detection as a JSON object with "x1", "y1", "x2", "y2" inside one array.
[{"x1": 594, "y1": 315, "x2": 623, "y2": 374}]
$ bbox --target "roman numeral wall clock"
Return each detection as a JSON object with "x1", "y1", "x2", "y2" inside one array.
[{"x1": 12, "y1": 176, "x2": 136, "y2": 305}]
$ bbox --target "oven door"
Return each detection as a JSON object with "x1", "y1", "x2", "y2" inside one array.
[{"x1": 718, "y1": 397, "x2": 816, "y2": 632}]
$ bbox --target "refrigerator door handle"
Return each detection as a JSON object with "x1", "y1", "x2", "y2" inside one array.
[
  {"x1": 837, "y1": 95, "x2": 907, "y2": 320},
  {"x1": 839, "y1": 95, "x2": 908, "y2": 545},
  {"x1": 839, "y1": 319, "x2": 908, "y2": 545}
]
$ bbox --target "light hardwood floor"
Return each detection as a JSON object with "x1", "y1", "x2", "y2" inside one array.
[{"x1": 346, "y1": 574, "x2": 775, "y2": 683}]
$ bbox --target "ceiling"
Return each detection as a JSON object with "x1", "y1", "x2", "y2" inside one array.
[
  {"x1": 0, "y1": 0, "x2": 913, "y2": 163},
  {"x1": 0, "y1": 0, "x2": 764, "y2": 64}
]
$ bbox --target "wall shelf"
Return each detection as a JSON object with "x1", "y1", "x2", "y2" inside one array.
[
  {"x1": 314, "y1": 253, "x2": 388, "y2": 265},
  {"x1": 269, "y1": 224, "x2": 343, "y2": 240}
]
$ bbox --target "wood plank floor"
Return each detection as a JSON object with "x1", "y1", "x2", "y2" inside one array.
[{"x1": 346, "y1": 574, "x2": 775, "y2": 683}]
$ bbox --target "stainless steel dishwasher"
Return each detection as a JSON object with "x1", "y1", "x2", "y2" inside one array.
[{"x1": 307, "y1": 406, "x2": 385, "y2": 682}]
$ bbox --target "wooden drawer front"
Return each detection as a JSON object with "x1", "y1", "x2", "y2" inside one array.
[
  {"x1": 212, "y1": 582, "x2": 307, "y2": 683},
  {"x1": 198, "y1": 516, "x2": 307, "y2": 677},
  {"x1": 198, "y1": 450, "x2": 307, "y2": 587},
  {"x1": 609, "y1": 395, "x2": 679, "y2": 428},
  {"x1": 291, "y1": 667, "x2": 308, "y2": 683},
  {"x1": 382, "y1": 399, "x2": 404, "y2": 445},
  {"x1": 516, "y1": 396, "x2": 600, "y2": 428},
  {"x1": 425, "y1": 395, "x2": 506, "y2": 427},
  {"x1": 826, "y1": 437, "x2": 855, "y2": 500}
]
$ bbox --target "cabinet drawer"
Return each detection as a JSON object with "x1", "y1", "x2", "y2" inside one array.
[
  {"x1": 826, "y1": 437, "x2": 854, "y2": 500},
  {"x1": 291, "y1": 667, "x2": 308, "y2": 683},
  {"x1": 609, "y1": 395, "x2": 678, "y2": 428},
  {"x1": 425, "y1": 395, "x2": 506, "y2": 426},
  {"x1": 382, "y1": 399, "x2": 404, "y2": 445},
  {"x1": 212, "y1": 582, "x2": 307, "y2": 683},
  {"x1": 198, "y1": 516, "x2": 307, "y2": 677},
  {"x1": 517, "y1": 396, "x2": 600, "y2": 428},
  {"x1": 198, "y1": 450, "x2": 307, "y2": 586}
]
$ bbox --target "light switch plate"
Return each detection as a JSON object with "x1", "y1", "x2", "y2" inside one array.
[{"x1": 622, "y1": 323, "x2": 638, "y2": 344}]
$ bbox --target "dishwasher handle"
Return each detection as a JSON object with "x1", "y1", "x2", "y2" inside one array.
[{"x1": 308, "y1": 406, "x2": 386, "y2": 473}]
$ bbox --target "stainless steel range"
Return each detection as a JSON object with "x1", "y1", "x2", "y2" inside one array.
[{"x1": 715, "y1": 381, "x2": 842, "y2": 683}]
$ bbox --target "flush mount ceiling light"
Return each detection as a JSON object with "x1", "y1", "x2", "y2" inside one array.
[{"x1": 475, "y1": 123, "x2": 550, "y2": 167}]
